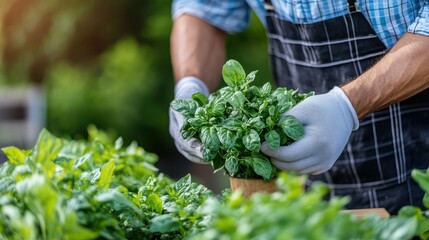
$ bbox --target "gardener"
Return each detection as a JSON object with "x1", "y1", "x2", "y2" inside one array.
[{"x1": 169, "y1": 0, "x2": 429, "y2": 214}]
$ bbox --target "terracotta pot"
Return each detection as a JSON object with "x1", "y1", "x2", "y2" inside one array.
[
  {"x1": 229, "y1": 177, "x2": 278, "y2": 198},
  {"x1": 341, "y1": 208, "x2": 390, "y2": 219}
]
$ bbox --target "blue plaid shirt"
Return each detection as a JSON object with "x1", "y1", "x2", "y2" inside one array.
[{"x1": 172, "y1": 0, "x2": 429, "y2": 49}]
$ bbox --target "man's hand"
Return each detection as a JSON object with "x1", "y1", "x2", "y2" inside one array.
[
  {"x1": 169, "y1": 76, "x2": 209, "y2": 163},
  {"x1": 261, "y1": 87, "x2": 359, "y2": 175}
]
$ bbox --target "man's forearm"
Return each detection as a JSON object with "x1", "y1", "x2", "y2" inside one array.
[
  {"x1": 342, "y1": 33, "x2": 429, "y2": 120},
  {"x1": 170, "y1": 14, "x2": 227, "y2": 92}
]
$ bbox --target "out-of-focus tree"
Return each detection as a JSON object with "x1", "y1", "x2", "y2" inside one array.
[
  {"x1": 0, "y1": 0, "x2": 144, "y2": 83},
  {"x1": 0, "y1": 0, "x2": 272, "y2": 191}
]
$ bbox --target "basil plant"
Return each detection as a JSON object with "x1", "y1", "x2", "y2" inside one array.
[{"x1": 171, "y1": 60, "x2": 314, "y2": 180}]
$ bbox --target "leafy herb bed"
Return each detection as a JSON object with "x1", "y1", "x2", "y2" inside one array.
[
  {"x1": 171, "y1": 60, "x2": 314, "y2": 180},
  {"x1": 1, "y1": 128, "x2": 429, "y2": 239},
  {"x1": 0, "y1": 127, "x2": 212, "y2": 240}
]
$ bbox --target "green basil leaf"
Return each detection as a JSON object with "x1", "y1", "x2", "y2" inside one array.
[
  {"x1": 209, "y1": 117, "x2": 218, "y2": 125},
  {"x1": 200, "y1": 127, "x2": 211, "y2": 146},
  {"x1": 248, "y1": 101, "x2": 259, "y2": 109},
  {"x1": 194, "y1": 107, "x2": 207, "y2": 119},
  {"x1": 265, "y1": 130, "x2": 281, "y2": 150},
  {"x1": 211, "y1": 156, "x2": 225, "y2": 173},
  {"x1": 98, "y1": 160, "x2": 115, "y2": 189},
  {"x1": 373, "y1": 217, "x2": 416, "y2": 240},
  {"x1": 174, "y1": 174, "x2": 192, "y2": 192},
  {"x1": 202, "y1": 146, "x2": 217, "y2": 162},
  {"x1": 270, "y1": 87, "x2": 285, "y2": 98},
  {"x1": 149, "y1": 215, "x2": 180, "y2": 233},
  {"x1": 73, "y1": 153, "x2": 92, "y2": 169},
  {"x1": 221, "y1": 119, "x2": 242, "y2": 131},
  {"x1": 86, "y1": 168, "x2": 101, "y2": 183},
  {"x1": 248, "y1": 85, "x2": 261, "y2": 97},
  {"x1": 274, "y1": 89, "x2": 296, "y2": 111},
  {"x1": 412, "y1": 170, "x2": 429, "y2": 197},
  {"x1": 219, "y1": 86, "x2": 234, "y2": 98},
  {"x1": 32, "y1": 129, "x2": 63, "y2": 175},
  {"x1": 222, "y1": 59, "x2": 246, "y2": 86},
  {"x1": 210, "y1": 126, "x2": 220, "y2": 150},
  {"x1": 279, "y1": 115, "x2": 304, "y2": 141},
  {"x1": 181, "y1": 129, "x2": 196, "y2": 139},
  {"x1": 251, "y1": 155, "x2": 272, "y2": 180},
  {"x1": 243, "y1": 129, "x2": 261, "y2": 153},
  {"x1": 279, "y1": 130, "x2": 291, "y2": 146},
  {"x1": 211, "y1": 98, "x2": 227, "y2": 116},
  {"x1": 188, "y1": 117, "x2": 205, "y2": 128},
  {"x1": 295, "y1": 91, "x2": 315, "y2": 103},
  {"x1": 398, "y1": 206, "x2": 421, "y2": 218},
  {"x1": 170, "y1": 99, "x2": 198, "y2": 118},
  {"x1": 274, "y1": 88, "x2": 293, "y2": 102},
  {"x1": 218, "y1": 128, "x2": 236, "y2": 149},
  {"x1": 245, "y1": 70, "x2": 258, "y2": 84},
  {"x1": 192, "y1": 92, "x2": 208, "y2": 106},
  {"x1": 147, "y1": 193, "x2": 163, "y2": 214},
  {"x1": 228, "y1": 110, "x2": 242, "y2": 119},
  {"x1": 266, "y1": 116, "x2": 275, "y2": 129},
  {"x1": 261, "y1": 82, "x2": 272, "y2": 96},
  {"x1": 278, "y1": 102, "x2": 292, "y2": 114},
  {"x1": 180, "y1": 122, "x2": 196, "y2": 139},
  {"x1": 268, "y1": 106, "x2": 278, "y2": 117},
  {"x1": 225, "y1": 156, "x2": 239, "y2": 175},
  {"x1": 228, "y1": 91, "x2": 246, "y2": 109},
  {"x1": 258, "y1": 101, "x2": 269, "y2": 113},
  {"x1": 95, "y1": 190, "x2": 141, "y2": 213},
  {"x1": 1, "y1": 146, "x2": 27, "y2": 165},
  {"x1": 248, "y1": 109, "x2": 260, "y2": 118},
  {"x1": 424, "y1": 194, "x2": 429, "y2": 209},
  {"x1": 53, "y1": 156, "x2": 72, "y2": 170},
  {"x1": 248, "y1": 117, "x2": 265, "y2": 132},
  {"x1": 114, "y1": 137, "x2": 123, "y2": 150}
]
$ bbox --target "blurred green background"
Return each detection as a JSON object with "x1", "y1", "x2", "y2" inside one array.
[{"x1": 0, "y1": 0, "x2": 273, "y2": 193}]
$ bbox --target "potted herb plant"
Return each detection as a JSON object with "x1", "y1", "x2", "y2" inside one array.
[{"x1": 171, "y1": 60, "x2": 313, "y2": 197}]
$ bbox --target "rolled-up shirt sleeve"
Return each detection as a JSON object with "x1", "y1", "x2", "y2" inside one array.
[
  {"x1": 408, "y1": 1, "x2": 429, "y2": 36},
  {"x1": 172, "y1": 0, "x2": 252, "y2": 33}
]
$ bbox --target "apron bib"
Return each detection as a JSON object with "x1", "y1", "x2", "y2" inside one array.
[{"x1": 265, "y1": 0, "x2": 429, "y2": 214}]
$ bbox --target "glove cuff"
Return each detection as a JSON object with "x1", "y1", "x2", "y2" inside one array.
[
  {"x1": 174, "y1": 76, "x2": 209, "y2": 99},
  {"x1": 331, "y1": 86, "x2": 360, "y2": 131}
]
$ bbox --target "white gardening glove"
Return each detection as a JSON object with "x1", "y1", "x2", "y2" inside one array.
[
  {"x1": 169, "y1": 76, "x2": 210, "y2": 163},
  {"x1": 261, "y1": 86, "x2": 359, "y2": 175}
]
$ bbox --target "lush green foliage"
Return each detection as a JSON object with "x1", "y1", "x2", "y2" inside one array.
[
  {"x1": 0, "y1": 127, "x2": 213, "y2": 239},
  {"x1": 189, "y1": 173, "x2": 427, "y2": 240},
  {"x1": 2, "y1": 128, "x2": 429, "y2": 239},
  {"x1": 45, "y1": 38, "x2": 170, "y2": 154},
  {"x1": 171, "y1": 60, "x2": 313, "y2": 180},
  {"x1": 406, "y1": 169, "x2": 429, "y2": 239}
]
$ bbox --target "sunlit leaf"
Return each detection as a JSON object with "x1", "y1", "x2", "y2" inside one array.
[
  {"x1": 222, "y1": 59, "x2": 246, "y2": 86},
  {"x1": 1, "y1": 146, "x2": 27, "y2": 165},
  {"x1": 98, "y1": 160, "x2": 115, "y2": 189}
]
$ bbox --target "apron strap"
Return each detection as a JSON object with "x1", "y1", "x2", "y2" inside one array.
[
  {"x1": 264, "y1": 0, "x2": 274, "y2": 12},
  {"x1": 348, "y1": 0, "x2": 359, "y2": 12}
]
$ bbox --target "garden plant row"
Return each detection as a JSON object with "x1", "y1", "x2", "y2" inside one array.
[{"x1": 1, "y1": 127, "x2": 429, "y2": 239}]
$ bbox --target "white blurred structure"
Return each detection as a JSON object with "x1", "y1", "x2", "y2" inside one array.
[{"x1": 0, "y1": 85, "x2": 45, "y2": 162}]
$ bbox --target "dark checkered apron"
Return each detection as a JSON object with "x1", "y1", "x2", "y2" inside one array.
[{"x1": 265, "y1": 0, "x2": 429, "y2": 214}]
